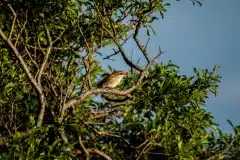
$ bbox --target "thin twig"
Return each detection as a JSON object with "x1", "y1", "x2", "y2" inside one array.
[
  {"x1": 36, "y1": 24, "x2": 53, "y2": 125},
  {"x1": 15, "y1": 10, "x2": 28, "y2": 46},
  {"x1": 152, "y1": 47, "x2": 165, "y2": 63},
  {"x1": 136, "y1": 142, "x2": 152, "y2": 160},
  {"x1": 52, "y1": 26, "x2": 68, "y2": 44},
  {"x1": 7, "y1": 4, "x2": 17, "y2": 40},
  {"x1": 37, "y1": 24, "x2": 52, "y2": 85},
  {"x1": 24, "y1": 45, "x2": 39, "y2": 69},
  {"x1": 83, "y1": 56, "x2": 92, "y2": 89},
  {"x1": 60, "y1": 66, "x2": 82, "y2": 118},
  {"x1": 93, "y1": 1, "x2": 144, "y2": 71},
  {"x1": 144, "y1": 38, "x2": 150, "y2": 51},
  {"x1": 103, "y1": 49, "x2": 119, "y2": 60},
  {"x1": 0, "y1": 29, "x2": 45, "y2": 126},
  {"x1": 79, "y1": 136, "x2": 90, "y2": 160},
  {"x1": 78, "y1": 24, "x2": 91, "y2": 53},
  {"x1": 102, "y1": 24, "x2": 144, "y2": 71},
  {"x1": 133, "y1": 20, "x2": 151, "y2": 63},
  {"x1": 78, "y1": 24, "x2": 92, "y2": 90},
  {"x1": 108, "y1": 17, "x2": 116, "y2": 37},
  {"x1": 88, "y1": 148, "x2": 112, "y2": 160},
  {"x1": 37, "y1": 36, "x2": 46, "y2": 55},
  {"x1": 27, "y1": 44, "x2": 69, "y2": 51}
]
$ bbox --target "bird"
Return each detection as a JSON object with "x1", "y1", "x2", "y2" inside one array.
[{"x1": 97, "y1": 71, "x2": 128, "y2": 88}]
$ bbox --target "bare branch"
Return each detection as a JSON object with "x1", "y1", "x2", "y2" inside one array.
[
  {"x1": 37, "y1": 36, "x2": 46, "y2": 55},
  {"x1": 83, "y1": 56, "x2": 92, "y2": 89},
  {"x1": 52, "y1": 27, "x2": 68, "y2": 44},
  {"x1": 0, "y1": 31, "x2": 44, "y2": 118},
  {"x1": 7, "y1": 4, "x2": 17, "y2": 40},
  {"x1": 88, "y1": 109, "x2": 122, "y2": 120},
  {"x1": 78, "y1": 103, "x2": 124, "y2": 120},
  {"x1": 103, "y1": 49, "x2": 119, "y2": 60},
  {"x1": 78, "y1": 24, "x2": 91, "y2": 53},
  {"x1": 15, "y1": 10, "x2": 28, "y2": 46},
  {"x1": 37, "y1": 24, "x2": 52, "y2": 85},
  {"x1": 152, "y1": 47, "x2": 164, "y2": 63},
  {"x1": 136, "y1": 142, "x2": 152, "y2": 160},
  {"x1": 116, "y1": 8, "x2": 129, "y2": 23},
  {"x1": 79, "y1": 136, "x2": 90, "y2": 160},
  {"x1": 108, "y1": 17, "x2": 116, "y2": 37},
  {"x1": 88, "y1": 148, "x2": 112, "y2": 160},
  {"x1": 36, "y1": 24, "x2": 53, "y2": 125},
  {"x1": 131, "y1": 0, "x2": 160, "y2": 65},
  {"x1": 93, "y1": 2, "x2": 144, "y2": 71},
  {"x1": 78, "y1": 23, "x2": 92, "y2": 90},
  {"x1": 63, "y1": 67, "x2": 149, "y2": 111},
  {"x1": 133, "y1": 20, "x2": 151, "y2": 63},
  {"x1": 24, "y1": 45, "x2": 39, "y2": 69},
  {"x1": 27, "y1": 44, "x2": 69, "y2": 51},
  {"x1": 102, "y1": 24, "x2": 144, "y2": 71},
  {"x1": 145, "y1": 38, "x2": 150, "y2": 51},
  {"x1": 61, "y1": 65, "x2": 82, "y2": 117}
]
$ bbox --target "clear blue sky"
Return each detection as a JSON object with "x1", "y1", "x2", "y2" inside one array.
[{"x1": 98, "y1": 0, "x2": 240, "y2": 132}]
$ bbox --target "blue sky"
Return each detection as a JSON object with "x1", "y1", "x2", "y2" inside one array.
[
  {"x1": 98, "y1": 0, "x2": 240, "y2": 132},
  {"x1": 154, "y1": 0, "x2": 240, "y2": 133}
]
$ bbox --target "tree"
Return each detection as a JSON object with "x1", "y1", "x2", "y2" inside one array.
[{"x1": 0, "y1": 0, "x2": 239, "y2": 159}]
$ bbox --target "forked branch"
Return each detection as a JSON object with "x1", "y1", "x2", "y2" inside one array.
[
  {"x1": 0, "y1": 5, "x2": 46, "y2": 126},
  {"x1": 61, "y1": 66, "x2": 149, "y2": 117}
]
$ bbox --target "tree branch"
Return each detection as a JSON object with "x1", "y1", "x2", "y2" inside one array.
[
  {"x1": 78, "y1": 23, "x2": 92, "y2": 90},
  {"x1": 52, "y1": 26, "x2": 68, "y2": 44},
  {"x1": 15, "y1": 10, "x2": 28, "y2": 46},
  {"x1": 79, "y1": 136, "x2": 90, "y2": 160},
  {"x1": 93, "y1": 2, "x2": 144, "y2": 71},
  {"x1": 0, "y1": 29, "x2": 45, "y2": 126},
  {"x1": 37, "y1": 24, "x2": 52, "y2": 85},
  {"x1": 62, "y1": 67, "x2": 149, "y2": 113},
  {"x1": 88, "y1": 148, "x2": 112, "y2": 160},
  {"x1": 83, "y1": 56, "x2": 92, "y2": 90},
  {"x1": 103, "y1": 49, "x2": 119, "y2": 60},
  {"x1": 24, "y1": 45, "x2": 39, "y2": 69},
  {"x1": 35, "y1": 24, "x2": 53, "y2": 125},
  {"x1": 101, "y1": 23, "x2": 144, "y2": 71},
  {"x1": 7, "y1": 4, "x2": 17, "y2": 40},
  {"x1": 133, "y1": 20, "x2": 151, "y2": 63}
]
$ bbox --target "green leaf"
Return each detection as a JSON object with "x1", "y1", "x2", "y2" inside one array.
[
  {"x1": 5, "y1": 82, "x2": 14, "y2": 89},
  {"x1": 159, "y1": 11, "x2": 165, "y2": 19},
  {"x1": 102, "y1": 143, "x2": 108, "y2": 150},
  {"x1": 29, "y1": 116, "x2": 35, "y2": 126},
  {"x1": 148, "y1": 25, "x2": 156, "y2": 36}
]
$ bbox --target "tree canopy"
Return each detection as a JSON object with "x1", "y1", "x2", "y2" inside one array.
[{"x1": 0, "y1": 0, "x2": 239, "y2": 159}]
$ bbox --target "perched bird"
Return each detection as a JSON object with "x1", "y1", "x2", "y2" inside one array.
[{"x1": 97, "y1": 71, "x2": 128, "y2": 88}]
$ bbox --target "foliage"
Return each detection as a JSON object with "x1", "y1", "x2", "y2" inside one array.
[{"x1": 0, "y1": 0, "x2": 239, "y2": 160}]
